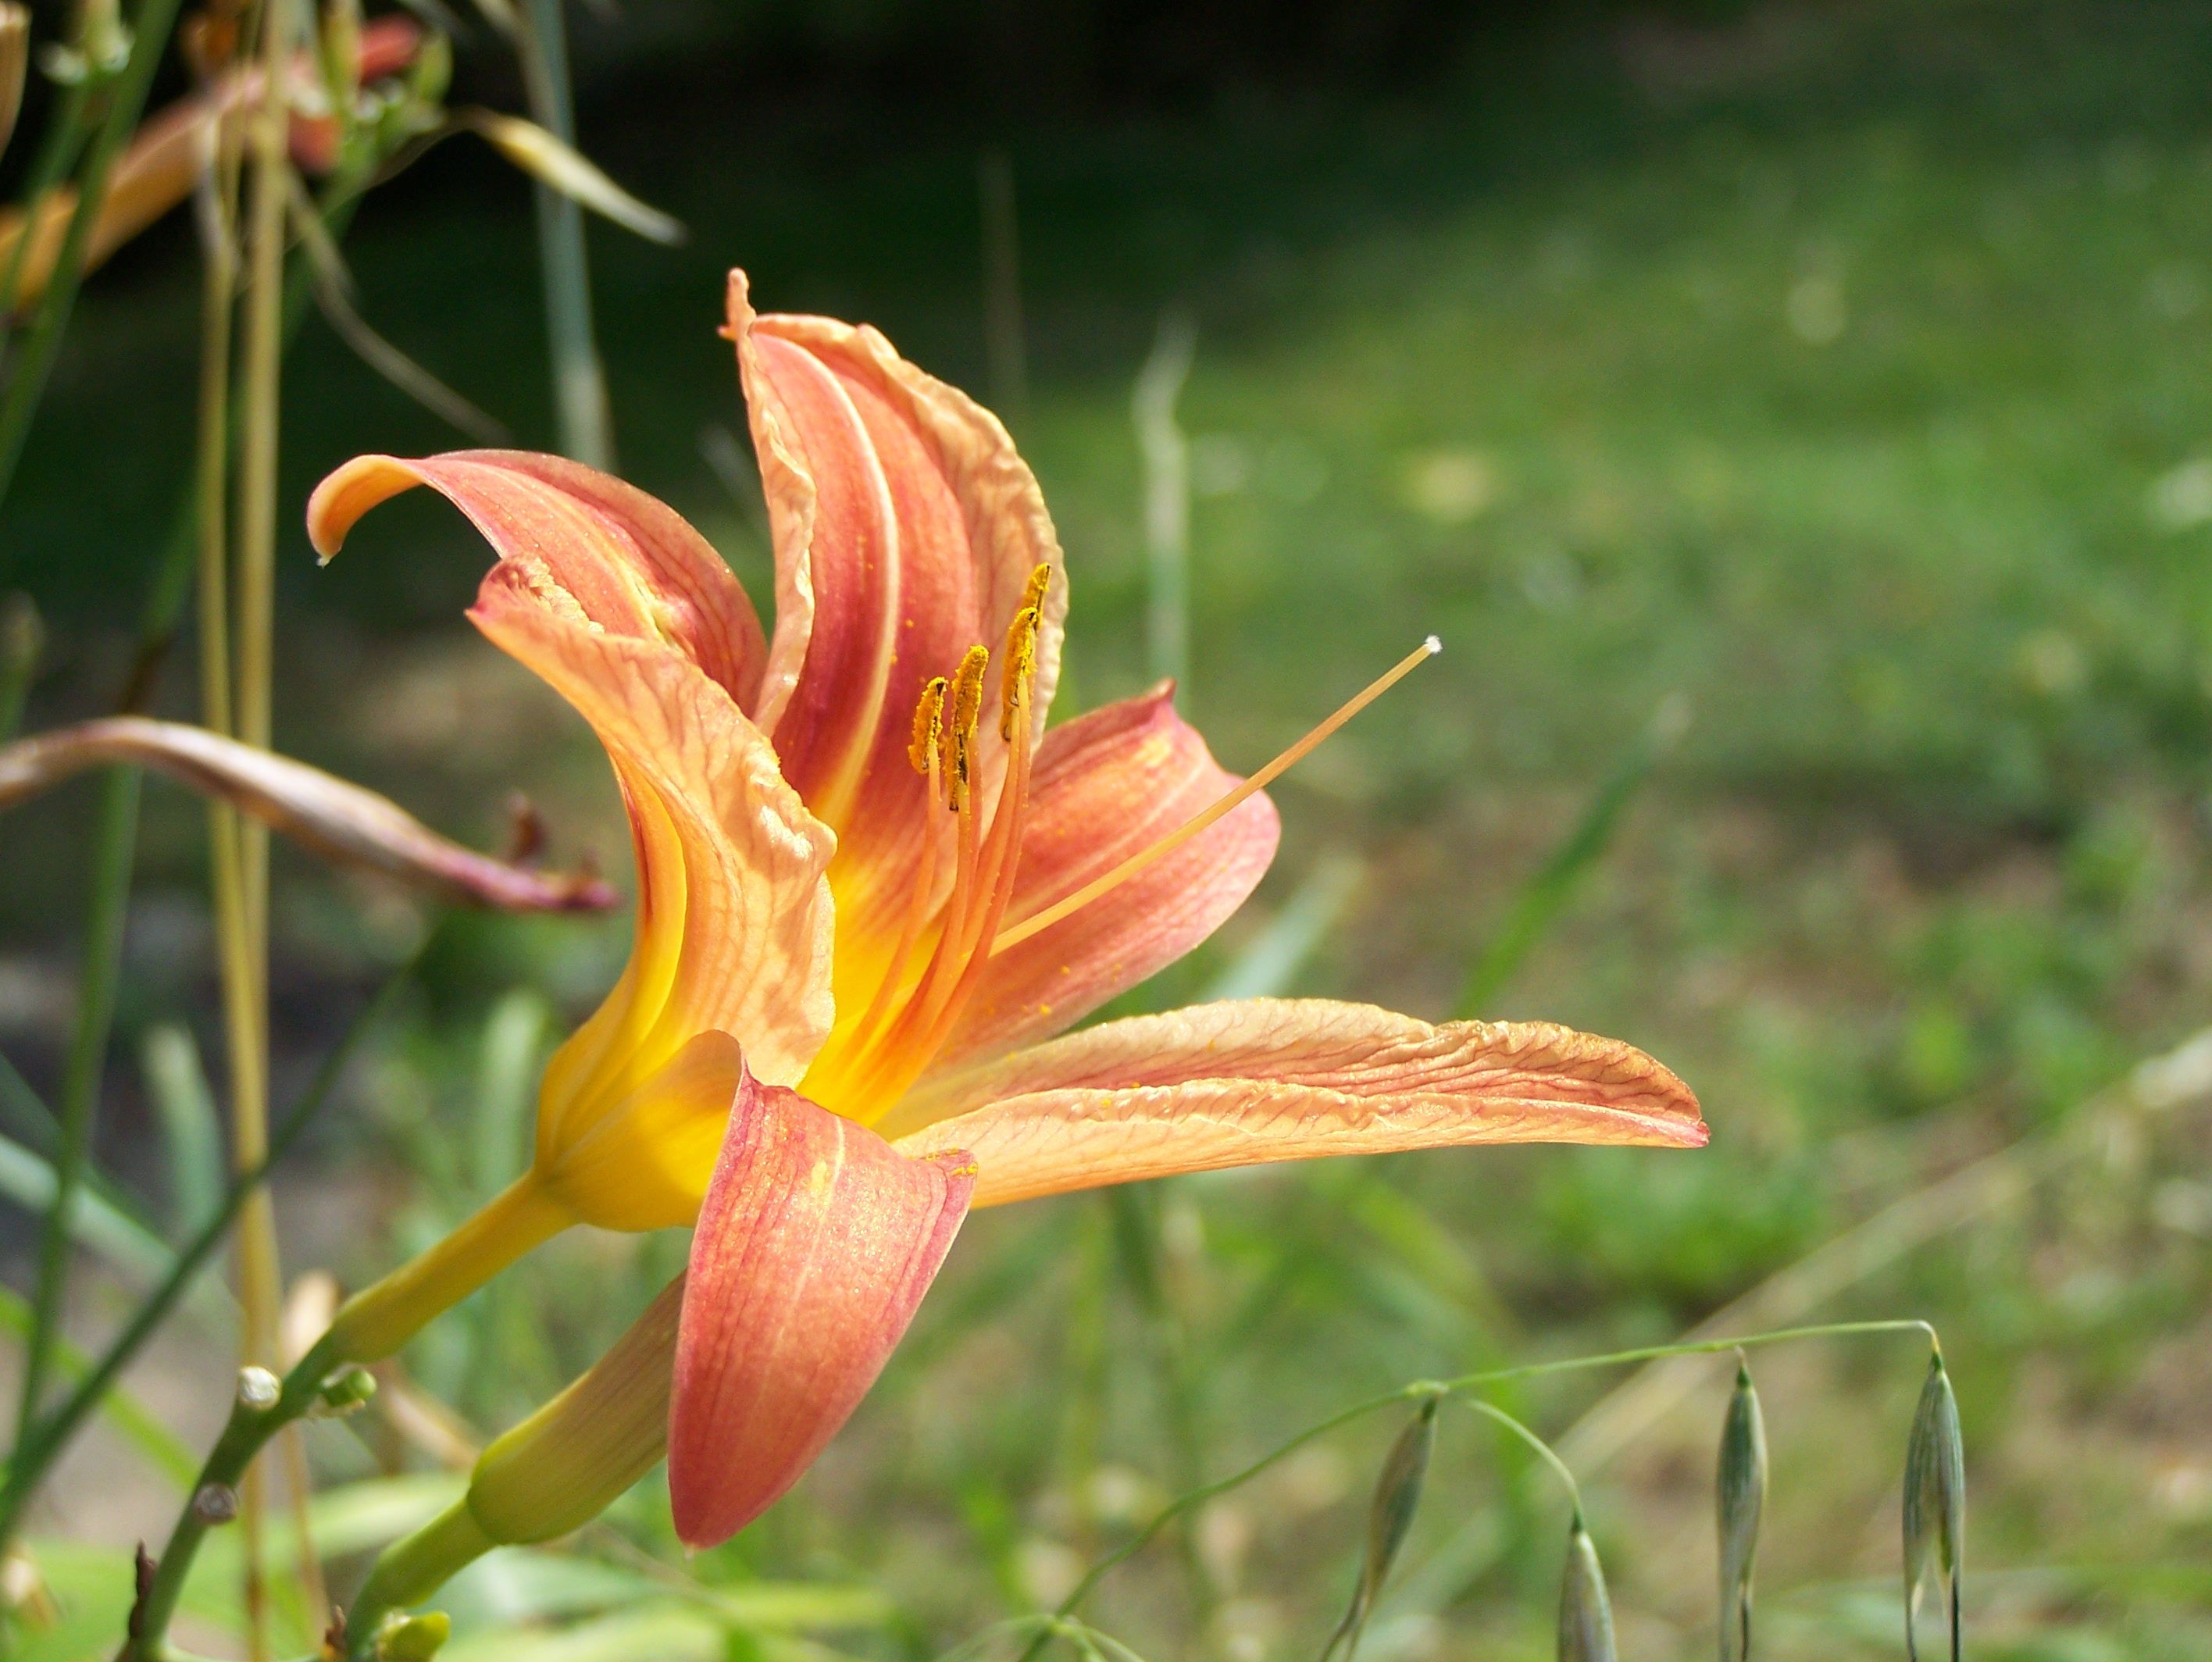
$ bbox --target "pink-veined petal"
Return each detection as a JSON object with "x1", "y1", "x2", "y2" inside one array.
[
  {"x1": 0, "y1": 715, "x2": 612, "y2": 912},
  {"x1": 915, "y1": 686, "x2": 1279, "y2": 1079},
  {"x1": 669, "y1": 1068, "x2": 974, "y2": 1548},
  {"x1": 729, "y1": 271, "x2": 1067, "y2": 965},
  {"x1": 891, "y1": 998, "x2": 1704, "y2": 1205}
]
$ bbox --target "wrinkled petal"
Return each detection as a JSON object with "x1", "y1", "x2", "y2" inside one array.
[
  {"x1": 309, "y1": 454, "x2": 837, "y2": 1130},
  {"x1": 891, "y1": 998, "x2": 1704, "y2": 1205},
  {"x1": 730, "y1": 271, "x2": 1068, "y2": 964},
  {"x1": 919, "y1": 686, "x2": 1279, "y2": 1076},
  {"x1": 670, "y1": 1068, "x2": 973, "y2": 1548},
  {"x1": 0, "y1": 715, "x2": 612, "y2": 911}
]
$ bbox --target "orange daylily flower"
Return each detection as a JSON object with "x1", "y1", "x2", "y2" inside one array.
[{"x1": 309, "y1": 271, "x2": 1703, "y2": 1550}]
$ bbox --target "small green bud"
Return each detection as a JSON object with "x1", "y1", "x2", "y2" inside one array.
[
  {"x1": 374, "y1": 1609, "x2": 450, "y2": 1661},
  {"x1": 314, "y1": 1364, "x2": 378, "y2": 1417}
]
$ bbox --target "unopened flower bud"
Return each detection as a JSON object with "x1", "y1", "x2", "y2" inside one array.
[{"x1": 1903, "y1": 1347, "x2": 1965, "y2": 1662}]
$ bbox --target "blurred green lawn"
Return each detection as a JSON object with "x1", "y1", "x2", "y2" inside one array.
[{"x1": 7, "y1": 2, "x2": 2212, "y2": 1658}]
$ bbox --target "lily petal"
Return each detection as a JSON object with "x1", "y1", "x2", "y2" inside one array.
[
  {"x1": 891, "y1": 998, "x2": 1704, "y2": 1206},
  {"x1": 308, "y1": 450, "x2": 767, "y2": 709},
  {"x1": 730, "y1": 271, "x2": 1068, "y2": 956},
  {"x1": 670, "y1": 1068, "x2": 973, "y2": 1548},
  {"x1": 920, "y1": 686, "x2": 1280, "y2": 1077},
  {"x1": 0, "y1": 715, "x2": 612, "y2": 911},
  {"x1": 309, "y1": 453, "x2": 837, "y2": 1126}
]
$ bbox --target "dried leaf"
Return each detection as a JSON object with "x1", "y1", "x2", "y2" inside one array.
[
  {"x1": 1717, "y1": 1356, "x2": 1768, "y2": 1662},
  {"x1": 0, "y1": 716, "x2": 613, "y2": 911},
  {"x1": 459, "y1": 109, "x2": 684, "y2": 244}
]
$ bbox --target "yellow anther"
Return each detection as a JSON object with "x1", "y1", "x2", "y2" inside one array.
[
  {"x1": 946, "y1": 645, "x2": 990, "y2": 811},
  {"x1": 1020, "y1": 562, "x2": 1052, "y2": 616},
  {"x1": 1000, "y1": 607, "x2": 1040, "y2": 740},
  {"x1": 908, "y1": 676, "x2": 949, "y2": 776}
]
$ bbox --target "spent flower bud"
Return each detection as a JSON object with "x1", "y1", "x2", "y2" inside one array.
[
  {"x1": 236, "y1": 1365, "x2": 281, "y2": 1412},
  {"x1": 1903, "y1": 1347, "x2": 1964, "y2": 1662},
  {"x1": 191, "y1": 1482, "x2": 239, "y2": 1525},
  {"x1": 1557, "y1": 1512, "x2": 1617, "y2": 1662},
  {"x1": 1717, "y1": 1356, "x2": 1768, "y2": 1662}
]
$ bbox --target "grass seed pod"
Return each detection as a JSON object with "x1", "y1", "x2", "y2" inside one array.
[
  {"x1": 1903, "y1": 1347, "x2": 1965, "y2": 1662},
  {"x1": 1717, "y1": 1355, "x2": 1768, "y2": 1662}
]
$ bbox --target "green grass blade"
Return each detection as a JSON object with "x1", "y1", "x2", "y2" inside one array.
[
  {"x1": 139, "y1": 1022, "x2": 225, "y2": 1232},
  {"x1": 0, "y1": 1283, "x2": 197, "y2": 1486},
  {"x1": 1452, "y1": 694, "x2": 1687, "y2": 1020}
]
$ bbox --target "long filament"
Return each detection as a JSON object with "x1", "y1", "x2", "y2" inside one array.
[{"x1": 989, "y1": 635, "x2": 1441, "y2": 957}]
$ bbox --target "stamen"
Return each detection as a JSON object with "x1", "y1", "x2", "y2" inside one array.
[
  {"x1": 1000, "y1": 607, "x2": 1041, "y2": 741},
  {"x1": 990, "y1": 635, "x2": 1442, "y2": 956},
  {"x1": 908, "y1": 675, "x2": 949, "y2": 778},
  {"x1": 1019, "y1": 561, "x2": 1052, "y2": 615},
  {"x1": 840, "y1": 680, "x2": 957, "y2": 1057},
  {"x1": 946, "y1": 646, "x2": 990, "y2": 813}
]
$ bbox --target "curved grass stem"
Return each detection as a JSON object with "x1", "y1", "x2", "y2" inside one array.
[{"x1": 1005, "y1": 1318, "x2": 1938, "y2": 1662}]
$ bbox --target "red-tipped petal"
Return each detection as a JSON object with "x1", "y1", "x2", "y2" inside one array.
[{"x1": 669, "y1": 1072, "x2": 974, "y2": 1547}]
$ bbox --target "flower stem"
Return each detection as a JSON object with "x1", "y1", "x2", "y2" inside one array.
[
  {"x1": 514, "y1": 0, "x2": 612, "y2": 468},
  {"x1": 323, "y1": 1176, "x2": 571, "y2": 1363}
]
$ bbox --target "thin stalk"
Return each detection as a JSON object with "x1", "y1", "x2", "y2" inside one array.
[
  {"x1": 0, "y1": 0, "x2": 191, "y2": 519},
  {"x1": 0, "y1": 919, "x2": 437, "y2": 1553},
  {"x1": 0, "y1": 148, "x2": 383, "y2": 1575},
  {"x1": 1011, "y1": 1318, "x2": 1938, "y2": 1661},
  {"x1": 514, "y1": 0, "x2": 612, "y2": 467},
  {"x1": 227, "y1": 2, "x2": 299, "y2": 1646},
  {"x1": 9, "y1": 765, "x2": 139, "y2": 1451}
]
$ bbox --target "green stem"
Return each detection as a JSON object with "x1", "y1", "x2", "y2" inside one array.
[
  {"x1": 120, "y1": 1336, "x2": 343, "y2": 1662},
  {"x1": 0, "y1": 0, "x2": 191, "y2": 522},
  {"x1": 12, "y1": 764, "x2": 141, "y2": 1447},
  {"x1": 1457, "y1": 1397, "x2": 1581, "y2": 1514},
  {"x1": 344, "y1": 1500, "x2": 495, "y2": 1648},
  {"x1": 515, "y1": 0, "x2": 612, "y2": 468},
  {"x1": 1011, "y1": 1318, "x2": 1937, "y2": 1661},
  {"x1": 0, "y1": 922, "x2": 441, "y2": 1553}
]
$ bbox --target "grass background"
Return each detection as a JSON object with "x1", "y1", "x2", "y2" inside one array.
[{"x1": 5, "y1": 0, "x2": 2212, "y2": 1657}]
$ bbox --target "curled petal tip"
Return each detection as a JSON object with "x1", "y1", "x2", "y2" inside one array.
[{"x1": 306, "y1": 453, "x2": 423, "y2": 562}]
